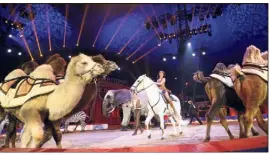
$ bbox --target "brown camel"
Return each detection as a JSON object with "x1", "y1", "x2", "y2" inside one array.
[
  {"x1": 193, "y1": 63, "x2": 259, "y2": 142},
  {"x1": 228, "y1": 45, "x2": 268, "y2": 138}
]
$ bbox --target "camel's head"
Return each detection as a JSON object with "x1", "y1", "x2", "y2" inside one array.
[
  {"x1": 193, "y1": 71, "x2": 204, "y2": 83},
  {"x1": 242, "y1": 45, "x2": 267, "y2": 65},
  {"x1": 92, "y1": 54, "x2": 118, "y2": 77},
  {"x1": 21, "y1": 60, "x2": 39, "y2": 75},
  {"x1": 46, "y1": 54, "x2": 67, "y2": 76},
  {"x1": 67, "y1": 54, "x2": 104, "y2": 82}
]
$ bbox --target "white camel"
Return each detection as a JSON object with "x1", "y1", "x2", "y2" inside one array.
[
  {"x1": 0, "y1": 54, "x2": 105, "y2": 148},
  {"x1": 130, "y1": 74, "x2": 188, "y2": 140}
]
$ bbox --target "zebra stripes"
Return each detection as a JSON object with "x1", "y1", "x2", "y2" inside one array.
[
  {"x1": 63, "y1": 111, "x2": 90, "y2": 133},
  {"x1": 0, "y1": 115, "x2": 9, "y2": 134}
]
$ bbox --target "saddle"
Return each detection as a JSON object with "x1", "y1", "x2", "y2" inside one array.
[
  {"x1": 241, "y1": 63, "x2": 268, "y2": 82},
  {"x1": 0, "y1": 65, "x2": 58, "y2": 108},
  {"x1": 0, "y1": 77, "x2": 57, "y2": 108},
  {"x1": 210, "y1": 73, "x2": 234, "y2": 88}
]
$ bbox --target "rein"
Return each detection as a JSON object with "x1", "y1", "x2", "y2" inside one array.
[{"x1": 131, "y1": 76, "x2": 165, "y2": 115}]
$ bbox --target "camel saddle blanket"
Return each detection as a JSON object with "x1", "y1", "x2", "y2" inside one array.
[
  {"x1": 0, "y1": 77, "x2": 57, "y2": 108},
  {"x1": 210, "y1": 74, "x2": 234, "y2": 88},
  {"x1": 241, "y1": 66, "x2": 268, "y2": 82}
]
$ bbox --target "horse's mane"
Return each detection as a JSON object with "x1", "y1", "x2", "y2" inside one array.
[{"x1": 242, "y1": 45, "x2": 267, "y2": 66}]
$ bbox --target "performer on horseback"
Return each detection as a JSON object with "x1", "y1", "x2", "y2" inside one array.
[{"x1": 155, "y1": 71, "x2": 179, "y2": 119}]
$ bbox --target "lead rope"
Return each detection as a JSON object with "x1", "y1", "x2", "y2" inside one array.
[{"x1": 89, "y1": 79, "x2": 98, "y2": 122}]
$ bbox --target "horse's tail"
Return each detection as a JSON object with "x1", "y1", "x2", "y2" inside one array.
[{"x1": 193, "y1": 71, "x2": 211, "y2": 83}]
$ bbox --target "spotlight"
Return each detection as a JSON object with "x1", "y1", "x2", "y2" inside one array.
[
  {"x1": 21, "y1": 27, "x2": 24, "y2": 30},
  {"x1": 5, "y1": 20, "x2": 8, "y2": 24},
  {"x1": 8, "y1": 34, "x2": 12, "y2": 38},
  {"x1": 49, "y1": 48, "x2": 52, "y2": 51},
  {"x1": 185, "y1": 82, "x2": 188, "y2": 86},
  {"x1": 158, "y1": 43, "x2": 161, "y2": 46},
  {"x1": 173, "y1": 34, "x2": 176, "y2": 37},
  {"x1": 63, "y1": 45, "x2": 65, "y2": 48},
  {"x1": 68, "y1": 55, "x2": 71, "y2": 59},
  {"x1": 7, "y1": 49, "x2": 12, "y2": 53},
  {"x1": 76, "y1": 44, "x2": 79, "y2": 46},
  {"x1": 118, "y1": 67, "x2": 121, "y2": 71},
  {"x1": 188, "y1": 42, "x2": 191, "y2": 46},
  {"x1": 202, "y1": 52, "x2": 206, "y2": 55},
  {"x1": 40, "y1": 54, "x2": 43, "y2": 57},
  {"x1": 11, "y1": 23, "x2": 13, "y2": 26},
  {"x1": 174, "y1": 77, "x2": 177, "y2": 80},
  {"x1": 192, "y1": 53, "x2": 196, "y2": 56},
  {"x1": 92, "y1": 45, "x2": 95, "y2": 47},
  {"x1": 18, "y1": 52, "x2": 22, "y2": 56},
  {"x1": 172, "y1": 56, "x2": 176, "y2": 60},
  {"x1": 132, "y1": 61, "x2": 135, "y2": 64},
  {"x1": 163, "y1": 58, "x2": 167, "y2": 62}
]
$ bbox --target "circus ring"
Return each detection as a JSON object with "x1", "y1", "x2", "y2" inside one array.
[{"x1": 0, "y1": 80, "x2": 268, "y2": 152}]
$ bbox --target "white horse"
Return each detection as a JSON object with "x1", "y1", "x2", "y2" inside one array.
[{"x1": 131, "y1": 74, "x2": 187, "y2": 140}]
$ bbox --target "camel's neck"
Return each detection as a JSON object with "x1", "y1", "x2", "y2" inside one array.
[{"x1": 47, "y1": 76, "x2": 88, "y2": 121}]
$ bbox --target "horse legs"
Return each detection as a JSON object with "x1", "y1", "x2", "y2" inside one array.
[
  {"x1": 218, "y1": 108, "x2": 234, "y2": 140},
  {"x1": 145, "y1": 112, "x2": 154, "y2": 139},
  {"x1": 255, "y1": 109, "x2": 268, "y2": 134},
  {"x1": 158, "y1": 113, "x2": 166, "y2": 140},
  {"x1": 168, "y1": 115, "x2": 177, "y2": 135}
]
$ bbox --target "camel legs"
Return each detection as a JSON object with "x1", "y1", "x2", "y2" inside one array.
[
  {"x1": 255, "y1": 110, "x2": 268, "y2": 134},
  {"x1": 204, "y1": 100, "x2": 222, "y2": 142},
  {"x1": 51, "y1": 120, "x2": 62, "y2": 148},
  {"x1": 243, "y1": 103, "x2": 260, "y2": 138},
  {"x1": 218, "y1": 108, "x2": 235, "y2": 140}
]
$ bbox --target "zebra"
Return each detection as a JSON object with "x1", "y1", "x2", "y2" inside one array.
[
  {"x1": 63, "y1": 111, "x2": 90, "y2": 133},
  {"x1": 0, "y1": 115, "x2": 9, "y2": 134}
]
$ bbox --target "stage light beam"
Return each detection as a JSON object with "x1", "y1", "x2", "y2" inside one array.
[
  {"x1": 126, "y1": 34, "x2": 155, "y2": 60},
  {"x1": 118, "y1": 24, "x2": 143, "y2": 55},
  {"x1": 63, "y1": 4, "x2": 69, "y2": 48},
  {"x1": 76, "y1": 4, "x2": 89, "y2": 47},
  {"x1": 140, "y1": 5, "x2": 161, "y2": 39},
  {"x1": 93, "y1": 7, "x2": 110, "y2": 47},
  {"x1": 133, "y1": 43, "x2": 161, "y2": 63},
  {"x1": 28, "y1": 4, "x2": 43, "y2": 57},
  {"x1": 105, "y1": 6, "x2": 135, "y2": 50}
]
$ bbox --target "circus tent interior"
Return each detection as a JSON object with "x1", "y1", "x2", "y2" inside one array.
[{"x1": 0, "y1": 3, "x2": 268, "y2": 152}]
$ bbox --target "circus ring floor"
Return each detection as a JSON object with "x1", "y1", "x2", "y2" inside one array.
[{"x1": 0, "y1": 121, "x2": 268, "y2": 152}]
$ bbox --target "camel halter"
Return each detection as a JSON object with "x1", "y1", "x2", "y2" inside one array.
[{"x1": 75, "y1": 63, "x2": 99, "y2": 77}]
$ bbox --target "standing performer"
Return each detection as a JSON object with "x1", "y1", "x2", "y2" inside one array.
[
  {"x1": 188, "y1": 100, "x2": 203, "y2": 125},
  {"x1": 155, "y1": 71, "x2": 179, "y2": 119},
  {"x1": 131, "y1": 94, "x2": 144, "y2": 136}
]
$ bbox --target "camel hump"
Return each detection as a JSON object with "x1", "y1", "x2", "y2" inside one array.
[
  {"x1": 0, "y1": 69, "x2": 27, "y2": 95},
  {"x1": 30, "y1": 64, "x2": 56, "y2": 82},
  {"x1": 242, "y1": 45, "x2": 267, "y2": 66}
]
